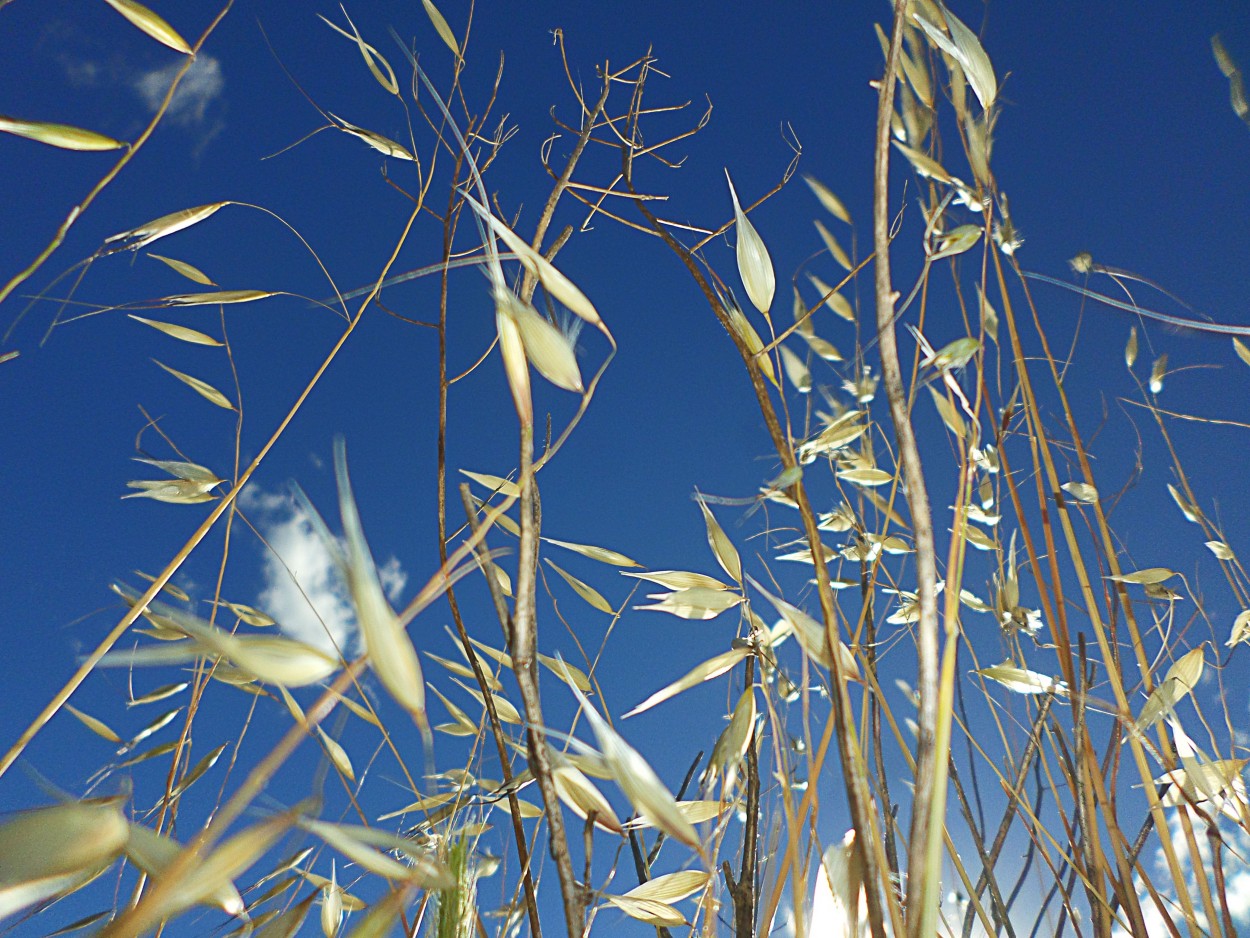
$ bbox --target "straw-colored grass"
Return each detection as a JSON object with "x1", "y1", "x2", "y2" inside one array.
[{"x1": 2, "y1": 3, "x2": 1248, "y2": 938}]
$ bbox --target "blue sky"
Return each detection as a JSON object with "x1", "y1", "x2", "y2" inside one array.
[{"x1": 4, "y1": 0, "x2": 1250, "y2": 935}]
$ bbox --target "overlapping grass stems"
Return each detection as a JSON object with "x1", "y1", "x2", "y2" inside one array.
[{"x1": 2, "y1": 2, "x2": 1248, "y2": 937}]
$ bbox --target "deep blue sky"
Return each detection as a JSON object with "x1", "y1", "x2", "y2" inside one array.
[{"x1": 4, "y1": 1, "x2": 1250, "y2": 935}]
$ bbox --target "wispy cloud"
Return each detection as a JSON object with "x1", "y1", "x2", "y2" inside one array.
[
  {"x1": 1115, "y1": 807, "x2": 1250, "y2": 936},
  {"x1": 132, "y1": 54, "x2": 224, "y2": 127},
  {"x1": 240, "y1": 485, "x2": 408, "y2": 659}
]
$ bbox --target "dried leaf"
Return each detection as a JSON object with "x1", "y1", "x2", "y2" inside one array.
[
  {"x1": 958, "y1": 524, "x2": 997, "y2": 552},
  {"x1": 128, "y1": 314, "x2": 222, "y2": 347},
  {"x1": 109, "y1": 586, "x2": 339, "y2": 687},
  {"x1": 0, "y1": 800, "x2": 128, "y2": 919},
  {"x1": 497, "y1": 305, "x2": 533, "y2": 424},
  {"x1": 927, "y1": 384, "x2": 966, "y2": 439},
  {"x1": 634, "y1": 587, "x2": 743, "y2": 621},
  {"x1": 977, "y1": 284, "x2": 998, "y2": 343},
  {"x1": 146, "y1": 253, "x2": 215, "y2": 286},
  {"x1": 706, "y1": 688, "x2": 757, "y2": 790},
  {"x1": 605, "y1": 895, "x2": 686, "y2": 927},
  {"x1": 426, "y1": 651, "x2": 498, "y2": 691},
  {"x1": 1213, "y1": 34, "x2": 1250, "y2": 128},
  {"x1": 696, "y1": 496, "x2": 742, "y2": 582},
  {"x1": 814, "y1": 220, "x2": 853, "y2": 271},
  {"x1": 430, "y1": 684, "x2": 479, "y2": 736},
  {"x1": 930, "y1": 224, "x2": 982, "y2": 261},
  {"x1": 101, "y1": 0, "x2": 191, "y2": 53},
  {"x1": 122, "y1": 479, "x2": 218, "y2": 505},
  {"x1": 552, "y1": 763, "x2": 622, "y2": 833},
  {"x1": 152, "y1": 359, "x2": 235, "y2": 409},
  {"x1": 329, "y1": 114, "x2": 415, "y2": 161},
  {"x1": 543, "y1": 537, "x2": 639, "y2": 567},
  {"x1": 1155, "y1": 758, "x2": 1249, "y2": 812},
  {"x1": 104, "y1": 203, "x2": 229, "y2": 254},
  {"x1": 976, "y1": 663, "x2": 1067, "y2": 696},
  {"x1": 163, "y1": 289, "x2": 275, "y2": 306},
  {"x1": 122, "y1": 707, "x2": 182, "y2": 751},
  {"x1": 421, "y1": 0, "x2": 462, "y2": 59},
  {"x1": 726, "y1": 170, "x2": 775, "y2": 316},
  {"x1": 566, "y1": 678, "x2": 701, "y2": 849},
  {"x1": 301, "y1": 819, "x2": 453, "y2": 887},
  {"x1": 622, "y1": 800, "x2": 725, "y2": 829},
  {"x1": 624, "y1": 647, "x2": 750, "y2": 717},
  {"x1": 537, "y1": 653, "x2": 593, "y2": 692},
  {"x1": 377, "y1": 792, "x2": 458, "y2": 820},
  {"x1": 545, "y1": 559, "x2": 613, "y2": 614},
  {"x1": 1226, "y1": 609, "x2": 1250, "y2": 648},
  {"x1": 0, "y1": 116, "x2": 126, "y2": 151},
  {"x1": 128, "y1": 682, "x2": 188, "y2": 707},
  {"x1": 1107, "y1": 567, "x2": 1176, "y2": 586},
  {"x1": 913, "y1": 7, "x2": 996, "y2": 111},
  {"x1": 498, "y1": 290, "x2": 583, "y2": 392},
  {"x1": 318, "y1": 8, "x2": 398, "y2": 95},
  {"x1": 792, "y1": 285, "x2": 814, "y2": 338},
  {"x1": 624, "y1": 870, "x2": 710, "y2": 904},
  {"x1": 169, "y1": 743, "x2": 226, "y2": 798},
  {"x1": 799, "y1": 418, "x2": 868, "y2": 460},
  {"x1": 892, "y1": 141, "x2": 952, "y2": 182},
  {"x1": 461, "y1": 193, "x2": 604, "y2": 332},
  {"x1": 805, "y1": 334, "x2": 844, "y2": 361},
  {"x1": 321, "y1": 863, "x2": 343, "y2": 938},
  {"x1": 320, "y1": 441, "x2": 429, "y2": 737},
  {"x1": 726, "y1": 304, "x2": 777, "y2": 384},
  {"x1": 802, "y1": 175, "x2": 851, "y2": 224},
  {"x1": 452, "y1": 677, "x2": 522, "y2": 725},
  {"x1": 1061, "y1": 482, "x2": 1099, "y2": 504},
  {"x1": 124, "y1": 822, "x2": 243, "y2": 916},
  {"x1": 1207, "y1": 540, "x2": 1236, "y2": 561},
  {"x1": 1150, "y1": 353, "x2": 1167, "y2": 394},
  {"x1": 1234, "y1": 337, "x2": 1250, "y2": 367},
  {"x1": 146, "y1": 815, "x2": 291, "y2": 924},
  {"x1": 623, "y1": 570, "x2": 730, "y2": 591},
  {"x1": 1165, "y1": 485, "x2": 1201, "y2": 526},
  {"x1": 1135, "y1": 646, "x2": 1205, "y2": 733},
  {"x1": 807, "y1": 273, "x2": 855, "y2": 322},
  {"x1": 748, "y1": 577, "x2": 859, "y2": 680},
  {"x1": 813, "y1": 829, "x2": 867, "y2": 938},
  {"x1": 221, "y1": 601, "x2": 276, "y2": 627},
  {"x1": 317, "y1": 727, "x2": 355, "y2": 782},
  {"x1": 837, "y1": 467, "x2": 893, "y2": 487},
  {"x1": 779, "y1": 344, "x2": 812, "y2": 393},
  {"x1": 460, "y1": 470, "x2": 520, "y2": 497},
  {"x1": 64, "y1": 705, "x2": 120, "y2": 743},
  {"x1": 923, "y1": 336, "x2": 980, "y2": 371}
]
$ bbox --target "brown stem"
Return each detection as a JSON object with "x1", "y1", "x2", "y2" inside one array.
[
  {"x1": 624, "y1": 122, "x2": 897, "y2": 938},
  {"x1": 455, "y1": 487, "x2": 544, "y2": 938},
  {"x1": 513, "y1": 428, "x2": 584, "y2": 938},
  {"x1": 733, "y1": 656, "x2": 761, "y2": 938},
  {"x1": 870, "y1": 6, "x2": 943, "y2": 937},
  {"x1": 433, "y1": 125, "x2": 543, "y2": 937}
]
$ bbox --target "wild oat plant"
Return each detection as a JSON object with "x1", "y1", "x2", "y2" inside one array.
[{"x1": 2, "y1": 3, "x2": 1249, "y2": 938}]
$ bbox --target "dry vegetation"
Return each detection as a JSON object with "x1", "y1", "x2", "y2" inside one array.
[{"x1": 3, "y1": 2, "x2": 1250, "y2": 938}]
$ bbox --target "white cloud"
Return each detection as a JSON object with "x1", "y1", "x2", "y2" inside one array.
[
  {"x1": 132, "y1": 54, "x2": 223, "y2": 126},
  {"x1": 240, "y1": 484, "x2": 407, "y2": 659},
  {"x1": 1114, "y1": 806, "x2": 1250, "y2": 937}
]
